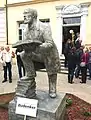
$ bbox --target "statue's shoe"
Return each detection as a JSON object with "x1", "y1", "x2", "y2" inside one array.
[{"x1": 49, "y1": 92, "x2": 57, "y2": 98}]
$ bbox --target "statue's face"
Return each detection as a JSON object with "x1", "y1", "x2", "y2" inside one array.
[{"x1": 24, "y1": 12, "x2": 33, "y2": 24}]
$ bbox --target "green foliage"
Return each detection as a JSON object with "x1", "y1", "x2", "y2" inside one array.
[
  {"x1": 83, "y1": 111, "x2": 91, "y2": 116},
  {"x1": 66, "y1": 98, "x2": 73, "y2": 107},
  {"x1": 81, "y1": 107, "x2": 91, "y2": 116}
]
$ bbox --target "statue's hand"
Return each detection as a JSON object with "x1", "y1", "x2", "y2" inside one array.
[
  {"x1": 19, "y1": 50, "x2": 25, "y2": 58},
  {"x1": 39, "y1": 43, "x2": 52, "y2": 52},
  {"x1": 39, "y1": 43, "x2": 48, "y2": 51}
]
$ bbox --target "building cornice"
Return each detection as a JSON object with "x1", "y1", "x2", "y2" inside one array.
[
  {"x1": 7, "y1": 0, "x2": 60, "y2": 7},
  {"x1": 56, "y1": 2, "x2": 91, "y2": 16}
]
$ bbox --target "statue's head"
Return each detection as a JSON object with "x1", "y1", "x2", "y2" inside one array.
[{"x1": 23, "y1": 8, "x2": 37, "y2": 24}]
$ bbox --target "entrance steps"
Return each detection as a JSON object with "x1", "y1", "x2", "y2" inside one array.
[
  {"x1": 60, "y1": 55, "x2": 90, "y2": 77},
  {"x1": 39, "y1": 54, "x2": 90, "y2": 77},
  {"x1": 39, "y1": 55, "x2": 68, "y2": 74},
  {"x1": 60, "y1": 55, "x2": 68, "y2": 74}
]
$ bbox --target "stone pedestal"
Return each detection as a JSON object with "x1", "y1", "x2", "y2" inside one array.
[{"x1": 8, "y1": 90, "x2": 66, "y2": 120}]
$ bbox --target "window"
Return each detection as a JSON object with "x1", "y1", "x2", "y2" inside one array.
[
  {"x1": 39, "y1": 18, "x2": 50, "y2": 26},
  {"x1": 39, "y1": 18, "x2": 50, "y2": 23},
  {"x1": 63, "y1": 17, "x2": 81, "y2": 24},
  {"x1": 18, "y1": 22, "x2": 26, "y2": 41},
  {"x1": 19, "y1": 29, "x2": 22, "y2": 40}
]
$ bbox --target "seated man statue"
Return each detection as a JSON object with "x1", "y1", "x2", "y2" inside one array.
[{"x1": 15, "y1": 8, "x2": 60, "y2": 98}]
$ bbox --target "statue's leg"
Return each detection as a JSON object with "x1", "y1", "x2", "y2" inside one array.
[
  {"x1": 20, "y1": 52, "x2": 36, "y2": 79},
  {"x1": 17, "y1": 52, "x2": 36, "y2": 98},
  {"x1": 48, "y1": 74, "x2": 57, "y2": 98}
]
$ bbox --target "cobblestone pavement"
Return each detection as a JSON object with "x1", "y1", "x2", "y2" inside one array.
[{"x1": 0, "y1": 64, "x2": 91, "y2": 104}]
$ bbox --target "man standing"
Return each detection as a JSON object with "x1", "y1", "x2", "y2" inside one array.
[
  {"x1": 14, "y1": 8, "x2": 60, "y2": 98},
  {"x1": 1, "y1": 46, "x2": 15, "y2": 83}
]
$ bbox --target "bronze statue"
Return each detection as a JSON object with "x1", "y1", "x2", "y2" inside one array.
[{"x1": 13, "y1": 8, "x2": 60, "y2": 98}]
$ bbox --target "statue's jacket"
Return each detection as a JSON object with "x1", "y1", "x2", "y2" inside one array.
[{"x1": 24, "y1": 21, "x2": 61, "y2": 75}]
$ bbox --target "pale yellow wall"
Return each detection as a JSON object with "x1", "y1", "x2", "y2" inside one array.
[
  {"x1": 0, "y1": 0, "x2": 5, "y2": 7},
  {"x1": 8, "y1": 0, "x2": 91, "y2": 46},
  {"x1": 86, "y1": 5, "x2": 91, "y2": 46},
  {"x1": 8, "y1": 0, "x2": 33, "y2": 4}
]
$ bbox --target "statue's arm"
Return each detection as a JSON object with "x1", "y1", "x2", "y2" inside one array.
[{"x1": 40, "y1": 25, "x2": 54, "y2": 50}]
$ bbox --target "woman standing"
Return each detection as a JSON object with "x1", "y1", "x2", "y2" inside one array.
[{"x1": 80, "y1": 48, "x2": 89, "y2": 83}]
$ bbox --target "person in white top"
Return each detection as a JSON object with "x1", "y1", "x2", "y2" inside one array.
[
  {"x1": 1, "y1": 46, "x2": 15, "y2": 83},
  {"x1": 0, "y1": 46, "x2": 4, "y2": 60}
]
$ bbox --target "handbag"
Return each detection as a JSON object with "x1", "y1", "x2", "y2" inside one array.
[{"x1": 80, "y1": 62, "x2": 86, "y2": 67}]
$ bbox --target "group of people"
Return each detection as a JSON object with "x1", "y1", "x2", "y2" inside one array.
[
  {"x1": 0, "y1": 46, "x2": 25, "y2": 83},
  {"x1": 63, "y1": 33, "x2": 91, "y2": 84}
]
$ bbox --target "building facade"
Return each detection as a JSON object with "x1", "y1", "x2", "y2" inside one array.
[{"x1": 1, "y1": 0, "x2": 91, "y2": 56}]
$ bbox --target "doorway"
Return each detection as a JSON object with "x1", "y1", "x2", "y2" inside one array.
[{"x1": 62, "y1": 26, "x2": 80, "y2": 53}]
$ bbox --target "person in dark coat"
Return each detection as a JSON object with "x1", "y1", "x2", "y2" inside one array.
[
  {"x1": 68, "y1": 47, "x2": 77, "y2": 84},
  {"x1": 16, "y1": 48, "x2": 25, "y2": 80},
  {"x1": 63, "y1": 39, "x2": 73, "y2": 67},
  {"x1": 75, "y1": 45, "x2": 84, "y2": 78}
]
